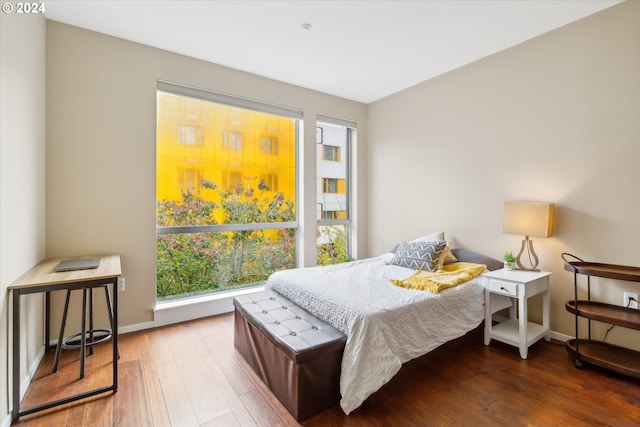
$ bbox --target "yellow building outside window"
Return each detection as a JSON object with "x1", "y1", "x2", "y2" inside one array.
[{"x1": 156, "y1": 90, "x2": 297, "y2": 301}]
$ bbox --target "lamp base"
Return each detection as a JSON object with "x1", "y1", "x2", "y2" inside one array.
[{"x1": 516, "y1": 237, "x2": 540, "y2": 271}]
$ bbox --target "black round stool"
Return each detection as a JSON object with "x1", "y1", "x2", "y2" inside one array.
[{"x1": 52, "y1": 283, "x2": 118, "y2": 377}]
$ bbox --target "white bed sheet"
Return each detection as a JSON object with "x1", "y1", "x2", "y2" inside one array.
[{"x1": 265, "y1": 253, "x2": 486, "y2": 414}]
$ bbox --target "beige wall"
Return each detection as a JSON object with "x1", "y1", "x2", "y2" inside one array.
[
  {"x1": 367, "y1": 0, "x2": 640, "y2": 347},
  {"x1": 0, "y1": 5, "x2": 47, "y2": 423},
  {"x1": 45, "y1": 21, "x2": 367, "y2": 329}
]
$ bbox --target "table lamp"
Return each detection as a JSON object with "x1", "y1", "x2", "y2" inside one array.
[{"x1": 503, "y1": 202, "x2": 554, "y2": 271}]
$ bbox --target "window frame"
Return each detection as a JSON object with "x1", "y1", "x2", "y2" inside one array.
[{"x1": 316, "y1": 116, "x2": 355, "y2": 263}]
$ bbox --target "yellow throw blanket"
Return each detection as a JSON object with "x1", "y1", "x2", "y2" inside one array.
[{"x1": 391, "y1": 262, "x2": 486, "y2": 293}]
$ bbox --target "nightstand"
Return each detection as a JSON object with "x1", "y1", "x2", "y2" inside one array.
[{"x1": 483, "y1": 269, "x2": 551, "y2": 359}]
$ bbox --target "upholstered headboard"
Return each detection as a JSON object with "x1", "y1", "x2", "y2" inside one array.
[{"x1": 451, "y1": 248, "x2": 503, "y2": 271}]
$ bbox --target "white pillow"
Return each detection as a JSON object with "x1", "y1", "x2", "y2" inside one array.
[{"x1": 410, "y1": 231, "x2": 445, "y2": 243}]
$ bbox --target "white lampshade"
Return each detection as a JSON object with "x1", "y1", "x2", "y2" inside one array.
[{"x1": 503, "y1": 202, "x2": 554, "y2": 238}]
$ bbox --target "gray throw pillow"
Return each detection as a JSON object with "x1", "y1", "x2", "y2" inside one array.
[{"x1": 389, "y1": 241, "x2": 447, "y2": 272}]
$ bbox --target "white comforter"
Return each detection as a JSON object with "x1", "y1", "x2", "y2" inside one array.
[{"x1": 265, "y1": 253, "x2": 486, "y2": 414}]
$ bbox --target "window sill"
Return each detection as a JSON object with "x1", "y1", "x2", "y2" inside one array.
[{"x1": 153, "y1": 285, "x2": 265, "y2": 327}]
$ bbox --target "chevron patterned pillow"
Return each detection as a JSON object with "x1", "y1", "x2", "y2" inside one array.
[{"x1": 389, "y1": 240, "x2": 448, "y2": 272}]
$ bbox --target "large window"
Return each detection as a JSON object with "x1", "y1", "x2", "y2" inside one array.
[
  {"x1": 156, "y1": 81, "x2": 299, "y2": 301},
  {"x1": 316, "y1": 118, "x2": 354, "y2": 265}
]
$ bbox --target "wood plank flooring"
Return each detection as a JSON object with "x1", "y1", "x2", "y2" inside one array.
[{"x1": 12, "y1": 312, "x2": 640, "y2": 426}]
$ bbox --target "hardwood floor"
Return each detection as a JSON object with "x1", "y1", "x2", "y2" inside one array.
[{"x1": 12, "y1": 313, "x2": 640, "y2": 426}]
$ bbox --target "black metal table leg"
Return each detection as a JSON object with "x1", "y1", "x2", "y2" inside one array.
[
  {"x1": 53, "y1": 290, "x2": 72, "y2": 373},
  {"x1": 12, "y1": 289, "x2": 21, "y2": 423}
]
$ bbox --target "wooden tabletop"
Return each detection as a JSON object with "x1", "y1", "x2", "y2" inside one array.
[{"x1": 8, "y1": 255, "x2": 121, "y2": 290}]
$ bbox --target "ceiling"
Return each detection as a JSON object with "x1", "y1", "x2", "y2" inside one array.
[{"x1": 43, "y1": 0, "x2": 622, "y2": 104}]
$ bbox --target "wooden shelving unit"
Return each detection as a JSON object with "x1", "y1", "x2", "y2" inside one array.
[
  {"x1": 563, "y1": 254, "x2": 640, "y2": 378},
  {"x1": 565, "y1": 300, "x2": 640, "y2": 330}
]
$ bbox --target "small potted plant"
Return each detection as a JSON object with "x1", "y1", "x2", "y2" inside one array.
[{"x1": 503, "y1": 251, "x2": 517, "y2": 270}]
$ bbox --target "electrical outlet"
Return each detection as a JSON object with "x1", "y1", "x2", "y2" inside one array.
[
  {"x1": 623, "y1": 292, "x2": 638, "y2": 309},
  {"x1": 117, "y1": 277, "x2": 125, "y2": 292}
]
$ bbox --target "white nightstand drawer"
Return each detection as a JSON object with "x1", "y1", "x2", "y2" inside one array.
[{"x1": 490, "y1": 279, "x2": 519, "y2": 297}]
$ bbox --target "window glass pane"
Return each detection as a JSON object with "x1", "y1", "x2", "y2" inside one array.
[
  {"x1": 157, "y1": 90, "x2": 297, "y2": 300},
  {"x1": 316, "y1": 123, "x2": 348, "y2": 220},
  {"x1": 317, "y1": 225, "x2": 351, "y2": 266},
  {"x1": 157, "y1": 230, "x2": 295, "y2": 301},
  {"x1": 157, "y1": 91, "x2": 296, "y2": 226},
  {"x1": 316, "y1": 120, "x2": 352, "y2": 265}
]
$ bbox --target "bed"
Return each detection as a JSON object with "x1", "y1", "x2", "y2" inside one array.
[{"x1": 263, "y1": 240, "x2": 503, "y2": 414}]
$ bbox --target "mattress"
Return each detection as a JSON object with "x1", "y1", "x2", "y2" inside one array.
[{"x1": 265, "y1": 252, "x2": 486, "y2": 414}]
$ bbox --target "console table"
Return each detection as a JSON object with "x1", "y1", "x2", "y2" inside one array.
[{"x1": 9, "y1": 255, "x2": 121, "y2": 422}]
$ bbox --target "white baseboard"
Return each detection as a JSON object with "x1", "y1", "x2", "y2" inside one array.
[
  {"x1": 118, "y1": 321, "x2": 155, "y2": 335},
  {"x1": 549, "y1": 330, "x2": 572, "y2": 342}
]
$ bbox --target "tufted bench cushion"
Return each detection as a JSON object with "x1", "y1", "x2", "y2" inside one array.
[{"x1": 233, "y1": 290, "x2": 346, "y2": 421}]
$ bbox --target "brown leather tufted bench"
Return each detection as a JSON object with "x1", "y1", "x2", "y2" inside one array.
[{"x1": 233, "y1": 290, "x2": 346, "y2": 421}]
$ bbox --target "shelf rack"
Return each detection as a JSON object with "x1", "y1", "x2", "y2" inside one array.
[{"x1": 562, "y1": 253, "x2": 640, "y2": 378}]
